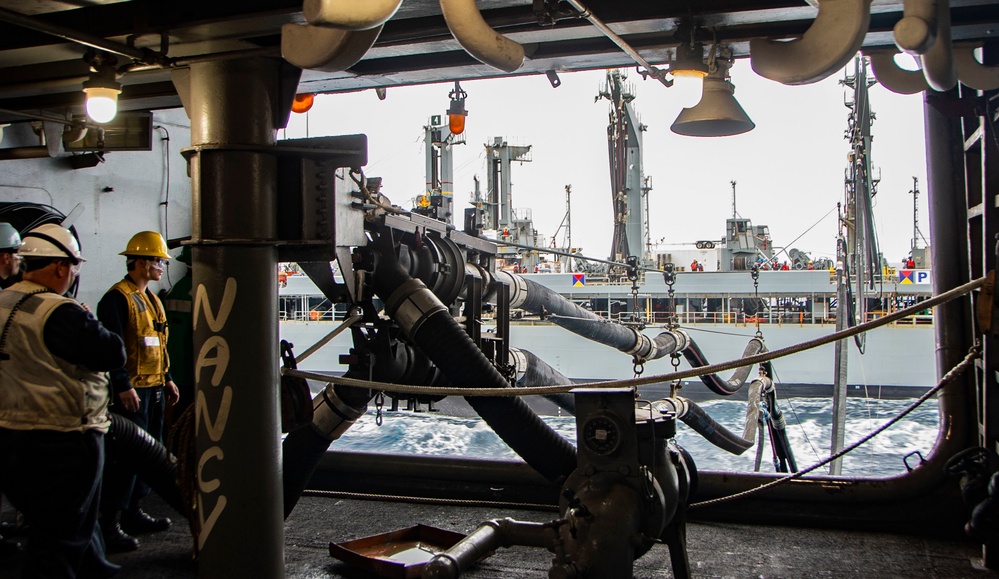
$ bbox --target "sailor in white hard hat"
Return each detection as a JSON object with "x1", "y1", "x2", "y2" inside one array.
[
  {"x1": 0, "y1": 222, "x2": 126, "y2": 577},
  {"x1": 0, "y1": 222, "x2": 22, "y2": 289}
]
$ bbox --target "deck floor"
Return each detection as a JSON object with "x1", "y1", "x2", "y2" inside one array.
[{"x1": 0, "y1": 492, "x2": 988, "y2": 578}]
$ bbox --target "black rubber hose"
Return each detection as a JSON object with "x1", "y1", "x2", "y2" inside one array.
[
  {"x1": 372, "y1": 243, "x2": 577, "y2": 481},
  {"x1": 416, "y1": 313, "x2": 577, "y2": 480},
  {"x1": 679, "y1": 400, "x2": 753, "y2": 455},
  {"x1": 516, "y1": 348, "x2": 576, "y2": 415},
  {"x1": 681, "y1": 337, "x2": 765, "y2": 396},
  {"x1": 106, "y1": 413, "x2": 184, "y2": 515},
  {"x1": 765, "y1": 387, "x2": 798, "y2": 472},
  {"x1": 281, "y1": 373, "x2": 370, "y2": 519},
  {"x1": 520, "y1": 278, "x2": 640, "y2": 350},
  {"x1": 517, "y1": 277, "x2": 687, "y2": 361}
]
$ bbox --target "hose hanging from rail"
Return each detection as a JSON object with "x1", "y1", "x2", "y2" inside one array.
[
  {"x1": 512, "y1": 347, "x2": 576, "y2": 415},
  {"x1": 681, "y1": 336, "x2": 766, "y2": 396},
  {"x1": 506, "y1": 273, "x2": 689, "y2": 361},
  {"x1": 651, "y1": 397, "x2": 753, "y2": 455}
]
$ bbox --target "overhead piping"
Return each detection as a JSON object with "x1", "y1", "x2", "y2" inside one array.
[{"x1": 0, "y1": 6, "x2": 171, "y2": 67}]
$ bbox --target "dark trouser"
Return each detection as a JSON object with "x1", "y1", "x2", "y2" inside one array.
[
  {"x1": 0, "y1": 427, "x2": 111, "y2": 578},
  {"x1": 102, "y1": 386, "x2": 164, "y2": 514}
]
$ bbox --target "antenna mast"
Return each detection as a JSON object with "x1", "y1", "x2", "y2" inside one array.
[
  {"x1": 731, "y1": 180, "x2": 737, "y2": 218},
  {"x1": 910, "y1": 176, "x2": 920, "y2": 251}
]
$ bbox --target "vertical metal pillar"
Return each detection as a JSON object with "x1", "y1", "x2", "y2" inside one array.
[
  {"x1": 186, "y1": 57, "x2": 284, "y2": 577},
  {"x1": 829, "y1": 241, "x2": 848, "y2": 475}
]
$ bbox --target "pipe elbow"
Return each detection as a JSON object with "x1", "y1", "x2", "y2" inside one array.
[
  {"x1": 954, "y1": 45, "x2": 999, "y2": 91},
  {"x1": 894, "y1": 0, "x2": 938, "y2": 55},
  {"x1": 303, "y1": 0, "x2": 402, "y2": 30},
  {"x1": 750, "y1": 0, "x2": 872, "y2": 85},
  {"x1": 866, "y1": 48, "x2": 928, "y2": 94},
  {"x1": 439, "y1": 0, "x2": 525, "y2": 73},
  {"x1": 917, "y1": 0, "x2": 956, "y2": 91},
  {"x1": 281, "y1": 23, "x2": 381, "y2": 71}
]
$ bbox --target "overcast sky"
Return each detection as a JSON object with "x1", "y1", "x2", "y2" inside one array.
[{"x1": 282, "y1": 58, "x2": 928, "y2": 266}]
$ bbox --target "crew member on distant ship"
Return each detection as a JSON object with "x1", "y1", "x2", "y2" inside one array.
[
  {"x1": 0, "y1": 224, "x2": 125, "y2": 577},
  {"x1": 97, "y1": 231, "x2": 178, "y2": 553},
  {"x1": 691, "y1": 259, "x2": 698, "y2": 271},
  {"x1": 0, "y1": 222, "x2": 22, "y2": 289}
]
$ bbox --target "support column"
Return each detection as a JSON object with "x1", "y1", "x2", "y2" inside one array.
[{"x1": 187, "y1": 57, "x2": 284, "y2": 577}]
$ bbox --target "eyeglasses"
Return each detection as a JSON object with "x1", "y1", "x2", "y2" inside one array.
[{"x1": 144, "y1": 257, "x2": 165, "y2": 265}]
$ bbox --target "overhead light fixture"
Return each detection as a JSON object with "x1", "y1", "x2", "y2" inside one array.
[
  {"x1": 669, "y1": 41, "x2": 709, "y2": 108},
  {"x1": 291, "y1": 93, "x2": 315, "y2": 114},
  {"x1": 82, "y1": 52, "x2": 122, "y2": 124},
  {"x1": 447, "y1": 81, "x2": 468, "y2": 135},
  {"x1": 671, "y1": 45, "x2": 755, "y2": 137}
]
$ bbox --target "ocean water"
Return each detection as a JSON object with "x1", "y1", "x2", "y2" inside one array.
[{"x1": 331, "y1": 396, "x2": 940, "y2": 478}]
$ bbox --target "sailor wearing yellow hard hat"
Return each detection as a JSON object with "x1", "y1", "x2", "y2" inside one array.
[{"x1": 96, "y1": 231, "x2": 177, "y2": 552}]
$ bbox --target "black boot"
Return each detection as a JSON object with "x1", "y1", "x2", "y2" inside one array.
[
  {"x1": 121, "y1": 508, "x2": 170, "y2": 534},
  {"x1": 100, "y1": 514, "x2": 138, "y2": 553}
]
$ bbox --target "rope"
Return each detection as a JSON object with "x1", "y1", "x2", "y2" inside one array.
[
  {"x1": 282, "y1": 275, "x2": 985, "y2": 398},
  {"x1": 688, "y1": 341, "x2": 981, "y2": 509}
]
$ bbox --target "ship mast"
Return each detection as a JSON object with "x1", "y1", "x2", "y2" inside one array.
[
  {"x1": 830, "y1": 55, "x2": 881, "y2": 474},
  {"x1": 598, "y1": 69, "x2": 649, "y2": 266}
]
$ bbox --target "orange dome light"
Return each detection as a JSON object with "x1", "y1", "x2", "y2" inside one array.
[
  {"x1": 446, "y1": 80, "x2": 468, "y2": 135},
  {"x1": 291, "y1": 93, "x2": 315, "y2": 114},
  {"x1": 448, "y1": 112, "x2": 466, "y2": 135}
]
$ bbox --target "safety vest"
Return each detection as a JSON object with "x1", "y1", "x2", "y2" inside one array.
[
  {"x1": 0, "y1": 281, "x2": 111, "y2": 433},
  {"x1": 112, "y1": 278, "x2": 169, "y2": 388}
]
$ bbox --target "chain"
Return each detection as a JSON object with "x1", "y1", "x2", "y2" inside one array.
[
  {"x1": 663, "y1": 263, "x2": 677, "y2": 330},
  {"x1": 374, "y1": 391, "x2": 384, "y2": 426},
  {"x1": 626, "y1": 255, "x2": 643, "y2": 329},
  {"x1": 633, "y1": 358, "x2": 645, "y2": 377},
  {"x1": 750, "y1": 264, "x2": 763, "y2": 338},
  {"x1": 669, "y1": 351, "x2": 682, "y2": 396}
]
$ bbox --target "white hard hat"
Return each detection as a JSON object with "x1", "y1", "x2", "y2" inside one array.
[
  {"x1": 0, "y1": 222, "x2": 20, "y2": 250},
  {"x1": 18, "y1": 223, "x2": 85, "y2": 263}
]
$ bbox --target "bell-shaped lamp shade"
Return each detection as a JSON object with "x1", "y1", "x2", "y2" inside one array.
[
  {"x1": 671, "y1": 76, "x2": 755, "y2": 137},
  {"x1": 84, "y1": 86, "x2": 121, "y2": 123},
  {"x1": 671, "y1": 69, "x2": 707, "y2": 109}
]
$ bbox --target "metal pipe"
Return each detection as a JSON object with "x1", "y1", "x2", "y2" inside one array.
[
  {"x1": 187, "y1": 57, "x2": 284, "y2": 577},
  {"x1": 562, "y1": 0, "x2": 664, "y2": 83},
  {"x1": 304, "y1": 0, "x2": 402, "y2": 30},
  {"x1": 0, "y1": 6, "x2": 168, "y2": 66},
  {"x1": 0, "y1": 146, "x2": 49, "y2": 161},
  {"x1": 924, "y1": 88, "x2": 975, "y2": 449},
  {"x1": 438, "y1": 0, "x2": 525, "y2": 73},
  {"x1": 423, "y1": 518, "x2": 555, "y2": 578}
]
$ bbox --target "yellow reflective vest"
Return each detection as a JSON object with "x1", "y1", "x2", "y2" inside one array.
[{"x1": 112, "y1": 278, "x2": 169, "y2": 388}]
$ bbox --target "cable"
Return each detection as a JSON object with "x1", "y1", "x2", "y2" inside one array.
[{"x1": 154, "y1": 125, "x2": 172, "y2": 285}]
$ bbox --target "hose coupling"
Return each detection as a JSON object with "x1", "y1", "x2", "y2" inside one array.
[
  {"x1": 384, "y1": 278, "x2": 448, "y2": 338},
  {"x1": 312, "y1": 384, "x2": 367, "y2": 440}
]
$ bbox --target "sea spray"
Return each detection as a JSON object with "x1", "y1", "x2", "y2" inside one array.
[{"x1": 328, "y1": 397, "x2": 939, "y2": 478}]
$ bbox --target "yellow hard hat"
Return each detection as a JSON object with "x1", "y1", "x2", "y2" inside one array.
[{"x1": 120, "y1": 231, "x2": 171, "y2": 259}]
